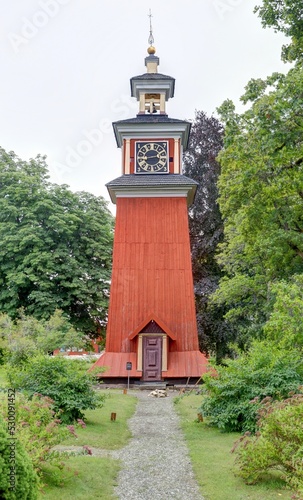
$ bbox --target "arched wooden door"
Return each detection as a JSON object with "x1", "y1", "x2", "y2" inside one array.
[{"x1": 142, "y1": 336, "x2": 162, "y2": 381}]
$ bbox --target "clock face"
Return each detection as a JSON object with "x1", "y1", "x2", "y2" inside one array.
[{"x1": 135, "y1": 141, "x2": 168, "y2": 173}]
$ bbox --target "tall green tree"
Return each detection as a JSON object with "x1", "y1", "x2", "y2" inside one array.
[
  {"x1": 254, "y1": 0, "x2": 303, "y2": 63},
  {"x1": 213, "y1": 65, "x2": 303, "y2": 344},
  {"x1": 263, "y1": 274, "x2": 303, "y2": 350},
  {"x1": 0, "y1": 148, "x2": 114, "y2": 334},
  {"x1": 183, "y1": 111, "x2": 233, "y2": 360}
]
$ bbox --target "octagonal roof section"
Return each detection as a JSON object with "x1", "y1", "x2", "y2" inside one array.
[
  {"x1": 106, "y1": 173, "x2": 198, "y2": 205},
  {"x1": 130, "y1": 71, "x2": 175, "y2": 101},
  {"x1": 112, "y1": 114, "x2": 191, "y2": 149}
]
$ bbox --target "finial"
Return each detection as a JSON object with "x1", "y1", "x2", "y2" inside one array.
[{"x1": 147, "y1": 9, "x2": 156, "y2": 55}]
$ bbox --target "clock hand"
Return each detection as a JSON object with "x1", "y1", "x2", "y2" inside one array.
[{"x1": 141, "y1": 154, "x2": 165, "y2": 160}]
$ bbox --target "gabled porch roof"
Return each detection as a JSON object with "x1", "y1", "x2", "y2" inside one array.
[{"x1": 128, "y1": 313, "x2": 177, "y2": 341}]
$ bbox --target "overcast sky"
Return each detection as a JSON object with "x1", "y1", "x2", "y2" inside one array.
[{"x1": 1, "y1": 1, "x2": 290, "y2": 211}]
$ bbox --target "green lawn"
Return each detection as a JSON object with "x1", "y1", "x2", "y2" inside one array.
[
  {"x1": 0, "y1": 364, "x2": 137, "y2": 499},
  {"x1": 175, "y1": 393, "x2": 292, "y2": 500},
  {"x1": 2, "y1": 374, "x2": 294, "y2": 500},
  {"x1": 42, "y1": 390, "x2": 137, "y2": 499},
  {"x1": 41, "y1": 457, "x2": 120, "y2": 500},
  {"x1": 61, "y1": 390, "x2": 137, "y2": 449}
]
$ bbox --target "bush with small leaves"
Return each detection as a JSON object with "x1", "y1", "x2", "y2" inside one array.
[
  {"x1": 200, "y1": 341, "x2": 303, "y2": 432},
  {"x1": 8, "y1": 355, "x2": 105, "y2": 423},
  {"x1": 0, "y1": 392, "x2": 70, "y2": 475},
  {"x1": 0, "y1": 414, "x2": 39, "y2": 499},
  {"x1": 233, "y1": 392, "x2": 303, "y2": 497}
]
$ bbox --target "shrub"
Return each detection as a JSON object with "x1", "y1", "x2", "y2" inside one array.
[
  {"x1": 233, "y1": 392, "x2": 303, "y2": 497},
  {"x1": 199, "y1": 341, "x2": 303, "y2": 432},
  {"x1": 8, "y1": 355, "x2": 104, "y2": 423},
  {"x1": 0, "y1": 414, "x2": 38, "y2": 499},
  {"x1": 0, "y1": 392, "x2": 70, "y2": 475}
]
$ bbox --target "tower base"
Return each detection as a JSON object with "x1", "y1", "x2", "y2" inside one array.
[{"x1": 90, "y1": 350, "x2": 208, "y2": 380}]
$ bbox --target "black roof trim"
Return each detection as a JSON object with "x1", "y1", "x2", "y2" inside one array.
[
  {"x1": 113, "y1": 115, "x2": 190, "y2": 125},
  {"x1": 106, "y1": 174, "x2": 198, "y2": 188},
  {"x1": 131, "y1": 72, "x2": 175, "y2": 81}
]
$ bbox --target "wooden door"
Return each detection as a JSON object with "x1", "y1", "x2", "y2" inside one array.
[{"x1": 143, "y1": 336, "x2": 162, "y2": 381}]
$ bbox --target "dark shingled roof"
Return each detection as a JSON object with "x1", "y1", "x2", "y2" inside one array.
[
  {"x1": 131, "y1": 73, "x2": 174, "y2": 81},
  {"x1": 113, "y1": 115, "x2": 189, "y2": 125},
  {"x1": 106, "y1": 174, "x2": 198, "y2": 188}
]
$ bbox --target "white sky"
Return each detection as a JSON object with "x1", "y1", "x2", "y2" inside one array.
[{"x1": 1, "y1": 0, "x2": 290, "y2": 212}]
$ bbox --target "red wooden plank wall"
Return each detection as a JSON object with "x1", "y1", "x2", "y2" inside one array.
[{"x1": 105, "y1": 196, "x2": 199, "y2": 353}]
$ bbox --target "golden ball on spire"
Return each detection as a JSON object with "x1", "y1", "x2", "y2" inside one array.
[{"x1": 147, "y1": 45, "x2": 156, "y2": 55}]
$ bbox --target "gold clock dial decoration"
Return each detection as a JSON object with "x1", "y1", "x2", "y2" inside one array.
[{"x1": 135, "y1": 141, "x2": 168, "y2": 173}]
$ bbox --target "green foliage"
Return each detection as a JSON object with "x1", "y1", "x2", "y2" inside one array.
[
  {"x1": 214, "y1": 64, "x2": 303, "y2": 342},
  {"x1": 200, "y1": 341, "x2": 303, "y2": 433},
  {"x1": 42, "y1": 391, "x2": 138, "y2": 498},
  {"x1": 233, "y1": 392, "x2": 303, "y2": 497},
  {"x1": 254, "y1": 0, "x2": 303, "y2": 63},
  {"x1": 0, "y1": 147, "x2": 114, "y2": 335},
  {"x1": 0, "y1": 414, "x2": 38, "y2": 499},
  {"x1": 218, "y1": 66, "x2": 303, "y2": 274},
  {"x1": 0, "y1": 315, "x2": 14, "y2": 365},
  {"x1": 8, "y1": 355, "x2": 105, "y2": 423},
  {"x1": 42, "y1": 456, "x2": 120, "y2": 499},
  {"x1": 61, "y1": 390, "x2": 137, "y2": 450},
  {"x1": 175, "y1": 393, "x2": 290, "y2": 500},
  {"x1": 264, "y1": 274, "x2": 303, "y2": 349},
  {"x1": 183, "y1": 111, "x2": 232, "y2": 361},
  {"x1": 0, "y1": 392, "x2": 70, "y2": 476},
  {"x1": 0, "y1": 310, "x2": 86, "y2": 365},
  {"x1": 36, "y1": 309, "x2": 86, "y2": 354}
]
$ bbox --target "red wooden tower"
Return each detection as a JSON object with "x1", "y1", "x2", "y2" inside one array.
[{"x1": 92, "y1": 30, "x2": 208, "y2": 382}]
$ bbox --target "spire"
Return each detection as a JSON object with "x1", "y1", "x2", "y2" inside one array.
[
  {"x1": 147, "y1": 9, "x2": 156, "y2": 55},
  {"x1": 145, "y1": 9, "x2": 159, "y2": 73}
]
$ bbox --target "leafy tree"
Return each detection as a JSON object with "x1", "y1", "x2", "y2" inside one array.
[
  {"x1": 263, "y1": 274, "x2": 303, "y2": 350},
  {"x1": 200, "y1": 340, "x2": 303, "y2": 433},
  {"x1": 254, "y1": 0, "x2": 303, "y2": 63},
  {"x1": 35, "y1": 309, "x2": 86, "y2": 353},
  {"x1": 8, "y1": 355, "x2": 105, "y2": 423},
  {"x1": 213, "y1": 65, "x2": 303, "y2": 341},
  {"x1": 0, "y1": 310, "x2": 86, "y2": 365},
  {"x1": 183, "y1": 111, "x2": 232, "y2": 361},
  {"x1": 0, "y1": 148, "x2": 114, "y2": 335}
]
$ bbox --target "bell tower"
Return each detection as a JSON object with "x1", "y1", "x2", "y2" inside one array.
[{"x1": 92, "y1": 16, "x2": 208, "y2": 382}]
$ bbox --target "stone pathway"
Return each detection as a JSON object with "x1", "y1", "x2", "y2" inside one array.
[
  {"x1": 54, "y1": 391, "x2": 204, "y2": 500},
  {"x1": 112, "y1": 391, "x2": 204, "y2": 500}
]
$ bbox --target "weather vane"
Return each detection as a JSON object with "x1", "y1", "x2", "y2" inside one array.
[{"x1": 148, "y1": 9, "x2": 154, "y2": 46}]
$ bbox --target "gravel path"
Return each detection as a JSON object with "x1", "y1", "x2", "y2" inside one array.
[{"x1": 112, "y1": 391, "x2": 204, "y2": 500}]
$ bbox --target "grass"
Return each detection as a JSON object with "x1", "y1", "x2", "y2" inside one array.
[
  {"x1": 0, "y1": 362, "x2": 137, "y2": 499},
  {"x1": 41, "y1": 457, "x2": 120, "y2": 500},
  {"x1": 175, "y1": 393, "x2": 292, "y2": 500},
  {"x1": 42, "y1": 390, "x2": 137, "y2": 499},
  {"x1": 1, "y1": 368, "x2": 293, "y2": 499},
  {"x1": 61, "y1": 390, "x2": 136, "y2": 449}
]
